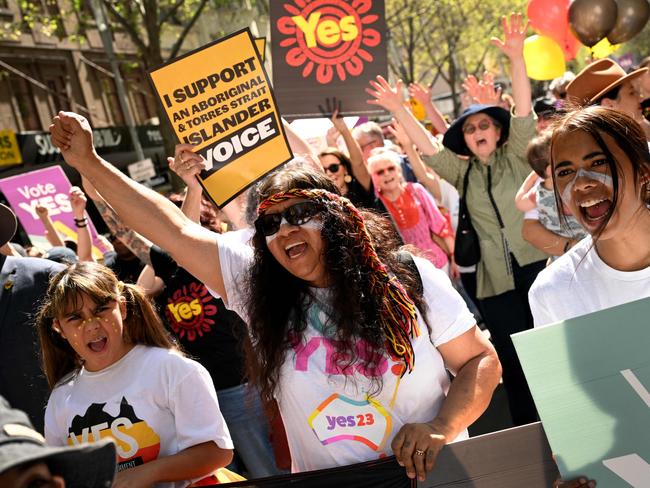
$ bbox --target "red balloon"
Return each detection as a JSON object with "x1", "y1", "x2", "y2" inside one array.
[
  {"x1": 528, "y1": 0, "x2": 571, "y2": 40},
  {"x1": 559, "y1": 27, "x2": 582, "y2": 61}
]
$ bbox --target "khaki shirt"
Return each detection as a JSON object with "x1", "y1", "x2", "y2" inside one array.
[{"x1": 423, "y1": 112, "x2": 547, "y2": 299}]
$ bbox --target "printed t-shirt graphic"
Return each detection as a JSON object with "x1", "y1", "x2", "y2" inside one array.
[
  {"x1": 67, "y1": 397, "x2": 161, "y2": 471},
  {"x1": 150, "y1": 245, "x2": 246, "y2": 390}
]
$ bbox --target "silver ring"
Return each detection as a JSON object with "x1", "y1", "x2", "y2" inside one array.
[{"x1": 414, "y1": 449, "x2": 425, "y2": 456}]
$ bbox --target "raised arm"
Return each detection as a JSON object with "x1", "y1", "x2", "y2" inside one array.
[
  {"x1": 330, "y1": 108, "x2": 371, "y2": 191},
  {"x1": 82, "y1": 175, "x2": 153, "y2": 266},
  {"x1": 490, "y1": 13, "x2": 531, "y2": 117},
  {"x1": 69, "y1": 186, "x2": 93, "y2": 262},
  {"x1": 366, "y1": 76, "x2": 438, "y2": 156},
  {"x1": 408, "y1": 83, "x2": 448, "y2": 135},
  {"x1": 387, "y1": 118, "x2": 442, "y2": 201},
  {"x1": 166, "y1": 145, "x2": 207, "y2": 224},
  {"x1": 35, "y1": 204, "x2": 65, "y2": 247},
  {"x1": 282, "y1": 118, "x2": 323, "y2": 173},
  {"x1": 514, "y1": 171, "x2": 539, "y2": 212},
  {"x1": 51, "y1": 112, "x2": 227, "y2": 299}
]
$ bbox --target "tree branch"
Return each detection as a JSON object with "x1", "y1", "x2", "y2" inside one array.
[
  {"x1": 100, "y1": 0, "x2": 147, "y2": 53},
  {"x1": 160, "y1": 0, "x2": 185, "y2": 25},
  {"x1": 167, "y1": 0, "x2": 209, "y2": 60}
]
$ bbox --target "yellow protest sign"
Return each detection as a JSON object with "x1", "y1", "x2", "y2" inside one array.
[
  {"x1": 149, "y1": 29, "x2": 292, "y2": 206},
  {"x1": 255, "y1": 37, "x2": 266, "y2": 62},
  {"x1": 0, "y1": 130, "x2": 23, "y2": 166}
]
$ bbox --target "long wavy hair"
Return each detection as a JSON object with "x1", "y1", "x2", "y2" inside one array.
[
  {"x1": 550, "y1": 105, "x2": 650, "y2": 241},
  {"x1": 37, "y1": 262, "x2": 177, "y2": 388},
  {"x1": 243, "y1": 166, "x2": 428, "y2": 405}
]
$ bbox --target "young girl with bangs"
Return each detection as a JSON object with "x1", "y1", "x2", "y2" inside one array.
[{"x1": 37, "y1": 262, "x2": 234, "y2": 488}]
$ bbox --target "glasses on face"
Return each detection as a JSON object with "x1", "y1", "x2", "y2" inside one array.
[
  {"x1": 255, "y1": 201, "x2": 323, "y2": 237},
  {"x1": 323, "y1": 163, "x2": 341, "y2": 174},
  {"x1": 360, "y1": 138, "x2": 383, "y2": 151},
  {"x1": 374, "y1": 165, "x2": 397, "y2": 177},
  {"x1": 462, "y1": 119, "x2": 492, "y2": 134}
]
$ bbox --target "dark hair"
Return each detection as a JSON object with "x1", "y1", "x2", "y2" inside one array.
[
  {"x1": 594, "y1": 85, "x2": 622, "y2": 105},
  {"x1": 167, "y1": 192, "x2": 224, "y2": 233},
  {"x1": 526, "y1": 132, "x2": 552, "y2": 177},
  {"x1": 36, "y1": 262, "x2": 177, "y2": 387},
  {"x1": 550, "y1": 105, "x2": 650, "y2": 240},
  {"x1": 243, "y1": 166, "x2": 427, "y2": 405},
  {"x1": 319, "y1": 148, "x2": 353, "y2": 176}
]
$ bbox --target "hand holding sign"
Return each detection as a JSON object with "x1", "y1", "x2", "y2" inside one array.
[
  {"x1": 168, "y1": 144, "x2": 206, "y2": 191},
  {"x1": 49, "y1": 112, "x2": 96, "y2": 169},
  {"x1": 391, "y1": 421, "x2": 448, "y2": 482}
]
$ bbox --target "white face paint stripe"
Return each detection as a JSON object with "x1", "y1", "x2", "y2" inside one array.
[
  {"x1": 265, "y1": 217, "x2": 324, "y2": 244},
  {"x1": 560, "y1": 168, "x2": 614, "y2": 205}
]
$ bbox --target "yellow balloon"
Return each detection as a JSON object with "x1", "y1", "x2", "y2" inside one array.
[
  {"x1": 523, "y1": 35, "x2": 566, "y2": 80},
  {"x1": 409, "y1": 98, "x2": 426, "y2": 121},
  {"x1": 591, "y1": 38, "x2": 620, "y2": 59}
]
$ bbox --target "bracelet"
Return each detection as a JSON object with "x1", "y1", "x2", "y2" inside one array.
[
  {"x1": 73, "y1": 217, "x2": 87, "y2": 223},
  {"x1": 74, "y1": 218, "x2": 88, "y2": 228}
]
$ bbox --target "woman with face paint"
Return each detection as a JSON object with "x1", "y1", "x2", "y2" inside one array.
[
  {"x1": 48, "y1": 110, "x2": 502, "y2": 482},
  {"x1": 36, "y1": 262, "x2": 234, "y2": 487},
  {"x1": 367, "y1": 13, "x2": 547, "y2": 427},
  {"x1": 529, "y1": 105, "x2": 650, "y2": 326}
]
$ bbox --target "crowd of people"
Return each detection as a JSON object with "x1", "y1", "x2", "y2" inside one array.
[{"x1": 1, "y1": 11, "x2": 649, "y2": 488}]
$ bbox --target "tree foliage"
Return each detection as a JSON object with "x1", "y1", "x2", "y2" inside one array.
[{"x1": 385, "y1": 0, "x2": 526, "y2": 115}]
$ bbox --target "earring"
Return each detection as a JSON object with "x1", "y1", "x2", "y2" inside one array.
[{"x1": 344, "y1": 174, "x2": 352, "y2": 184}]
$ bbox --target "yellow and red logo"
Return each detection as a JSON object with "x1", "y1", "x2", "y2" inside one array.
[
  {"x1": 166, "y1": 283, "x2": 218, "y2": 342},
  {"x1": 276, "y1": 0, "x2": 382, "y2": 84}
]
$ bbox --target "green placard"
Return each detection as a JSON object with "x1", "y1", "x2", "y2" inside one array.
[{"x1": 513, "y1": 297, "x2": 650, "y2": 487}]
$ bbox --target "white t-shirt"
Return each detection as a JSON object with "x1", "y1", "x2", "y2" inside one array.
[
  {"x1": 45, "y1": 345, "x2": 233, "y2": 488},
  {"x1": 529, "y1": 236, "x2": 650, "y2": 327},
  {"x1": 216, "y1": 233, "x2": 476, "y2": 472}
]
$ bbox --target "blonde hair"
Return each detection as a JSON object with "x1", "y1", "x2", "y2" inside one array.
[{"x1": 37, "y1": 262, "x2": 177, "y2": 387}]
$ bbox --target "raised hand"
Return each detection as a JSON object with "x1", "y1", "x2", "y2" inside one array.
[
  {"x1": 169, "y1": 144, "x2": 206, "y2": 190},
  {"x1": 69, "y1": 186, "x2": 88, "y2": 216},
  {"x1": 490, "y1": 12, "x2": 528, "y2": 60},
  {"x1": 35, "y1": 203, "x2": 49, "y2": 219},
  {"x1": 387, "y1": 118, "x2": 412, "y2": 149},
  {"x1": 408, "y1": 83, "x2": 432, "y2": 106},
  {"x1": 463, "y1": 72, "x2": 502, "y2": 106},
  {"x1": 49, "y1": 112, "x2": 96, "y2": 168},
  {"x1": 366, "y1": 75, "x2": 405, "y2": 114}
]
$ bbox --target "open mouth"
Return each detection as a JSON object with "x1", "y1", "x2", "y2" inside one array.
[
  {"x1": 88, "y1": 336, "x2": 107, "y2": 353},
  {"x1": 475, "y1": 138, "x2": 487, "y2": 147},
  {"x1": 579, "y1": 198, "x2": 612, "y2": 225},
  {"x1": 285, "y1": 241, "x2": 307, "y2": 259}
]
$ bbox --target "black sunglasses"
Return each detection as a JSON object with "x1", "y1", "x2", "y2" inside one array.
[
  {"x1": 255, "y1": 201, "x2": 323, "y2": 237},
  {"x1": 324, "y1": 163, "x2": 341, "y2": 173}
]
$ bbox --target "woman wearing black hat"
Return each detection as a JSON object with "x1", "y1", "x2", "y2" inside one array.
[{"x1": 367, "y1": 13, "x2": 547, "y2": 427}]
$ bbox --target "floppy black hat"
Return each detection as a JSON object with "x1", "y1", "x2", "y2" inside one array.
[
  {"x1": 0, "y1": 396, "x2": 116, "y2": 487},
  {"x1": 0, "y1": 203, "x2": 16, "y2": 248},
  {"x1": 442, "y1": 104, "x2": 510, "y2": 157}
]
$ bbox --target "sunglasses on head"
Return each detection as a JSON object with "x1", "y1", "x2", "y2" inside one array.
[
  {"x1": 462, "y1": 119, "x2": 493, "y2": 134},
  {"x1": 255, "y1": 201, "x2": 323, "y2": 236},
  {"x1": 324, "y1": 163, "x2": 341, "y2": 173},
  {"x1": 374, "y1": 165, "x2": 397, "y2": 177}
]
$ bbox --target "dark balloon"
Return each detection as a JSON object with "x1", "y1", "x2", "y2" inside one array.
[
  {"x1": 607, "y1": 0, "x2": 650, "y2": 44},
  {"x1": 569, "y1": 0, "x2": 618, "y2": 47}
]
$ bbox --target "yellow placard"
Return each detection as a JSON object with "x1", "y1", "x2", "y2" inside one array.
[
  {"x1": 149, "y1": 29, "x2": 292, "y2": 207},
  {"x1": 255, "y1": 37, "x2": 266, "y2": 62},
  {"x1": 0, "y1": 130, "x2": 23, "y2": 166}
]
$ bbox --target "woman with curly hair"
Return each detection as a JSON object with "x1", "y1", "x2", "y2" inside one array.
[{"x1": 49, "y1": 111, "x2": 501, "y2": 483}]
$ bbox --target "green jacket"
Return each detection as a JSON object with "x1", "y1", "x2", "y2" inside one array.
[{"x1": 423, "y1": 112, "x2": 547, "y2": 298}]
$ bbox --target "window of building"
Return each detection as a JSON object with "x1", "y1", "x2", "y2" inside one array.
[{"x1": 9, "y1": 76, "x2": 41, "y2": 131}]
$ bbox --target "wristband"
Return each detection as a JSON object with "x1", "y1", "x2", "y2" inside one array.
[{"x1": 73, "y1": 217, "x2": 87, "y2": 223}]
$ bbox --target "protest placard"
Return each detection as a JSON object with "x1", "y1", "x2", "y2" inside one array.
[
  {"x1": 513, "y1": 298, "x2": 650, "y2": 487},
  {"x1": 0, "y1": 130, "x2": 23, "y2": 166},
  {"x1": 270, "y1": 0, "x2": 388, "y2": 118},
  {"x1": 0, "y1": 166, "x2": 105, "y2": 259},
  {"x1": 149, "y1": 29, "x2": 292, "y2": 207}
]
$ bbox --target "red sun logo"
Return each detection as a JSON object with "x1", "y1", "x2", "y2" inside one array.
[{"x1": 276, "y1": 0, "x2": 381, "y2": 84}]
